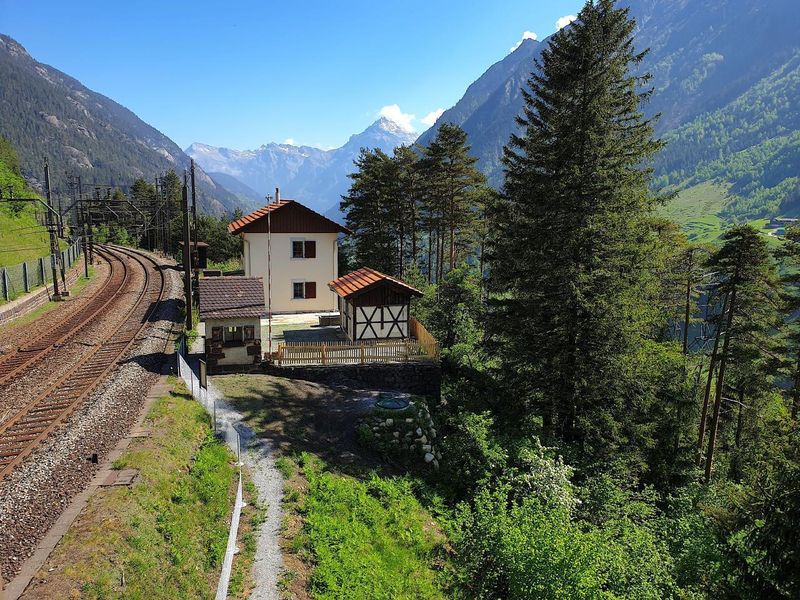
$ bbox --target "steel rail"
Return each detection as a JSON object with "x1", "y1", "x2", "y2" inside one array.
[
  {"x1": 0, "y1": 247, "x2": 126, "y2": 386},
  {"x1": 0, "y1": 246, "x2": 166, "y2": 478}
]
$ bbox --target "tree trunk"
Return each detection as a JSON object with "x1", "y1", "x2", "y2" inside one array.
[
  {"x1": 683, "y1": 248, "x2": 694, "y2": 355},
  {"x1": 697, "y1": 292, "x2": 728, "y2": 466},
  {"x1": 427, "y1": 228, "x2": 433, "y2": 284},
  {"x1": 705, "y1": 284, "x2": 737, "y2": 484}
]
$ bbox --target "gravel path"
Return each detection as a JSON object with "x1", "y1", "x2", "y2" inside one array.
[{"x1": 186, "y1": 337, "x2": 283, "y2": 600}]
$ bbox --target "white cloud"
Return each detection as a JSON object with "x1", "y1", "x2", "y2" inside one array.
[
  {"x1": 421, "y1": 108, "x2": 444, "y2": 127},
  {"x1": 555, "y1": 14, "x2": 577, "y2": 30},
  {"x1": 509, "y1": 30, "x2": 538, "y2": 53},
  {"x1": 378, "y1": 104, "x2": 417, "y2": 133},
  {"x1": 283, "y1": 137, "x2": 296, "y2": 145}
]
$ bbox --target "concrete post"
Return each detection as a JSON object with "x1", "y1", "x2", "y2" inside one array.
[
  {"x1": 23, "y1": 262, "x2": 29, "y2": 293},
  {"x1": 1, "y1": 269, "x2": 8, "y2": 302}
]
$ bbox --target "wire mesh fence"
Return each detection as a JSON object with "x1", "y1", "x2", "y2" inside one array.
[
  {"x1": 176, "y1": 348, "x2": 245, "y2": 600},
  {"x1": 0, "y1": 240, "x2": 83, "y2": 304},
  {"x1": 176, "y1": 349, "x2": 243, "y2": 460}
]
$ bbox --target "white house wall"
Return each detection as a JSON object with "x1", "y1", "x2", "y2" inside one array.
[
  {"x1": 242, "y1": 231, "x2": 338, "y2": 314},
  {"x1": 354, "y1": 304, "x2": 408, "y2": 339}
]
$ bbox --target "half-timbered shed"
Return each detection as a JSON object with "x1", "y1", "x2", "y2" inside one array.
[
  {"x1": 199, "y1": 276, "x2": 267, "y2": 368},
  {"x1": 328, "y1": 267, "x2": 423, "y2": 341}
]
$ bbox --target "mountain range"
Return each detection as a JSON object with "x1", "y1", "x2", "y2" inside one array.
[
  {"x1": 417, "y1": 0, "x2": 800, "y2": 222},
  {"x1": 2, "y1": 0, "x2": 798, "y2": 226},
  {"x1": 0, "y1": 34, "x2": 248, "y2": 215},
  {"x1": 187, "y1": 116, "x2": 417, "y2": 214}
]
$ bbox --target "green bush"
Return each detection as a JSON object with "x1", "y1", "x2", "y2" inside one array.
[{"x1": 451, "y1": 484, "x2": 678, "y2": 599}]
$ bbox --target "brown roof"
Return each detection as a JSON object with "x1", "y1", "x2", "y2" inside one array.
[
  {"x1": 198, "y1": 276, "x2": 267, "y2": 320},
  {"x1": 178, "y1": 241, "x2": 209, "y2": 248},
  {"x1": 328, "y1": 267, "x2": 423, "y2": 299},
  {"x1": 227, "y1": 199, "x2": 351, "y2": 235}
]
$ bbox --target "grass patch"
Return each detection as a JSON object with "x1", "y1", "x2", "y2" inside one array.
[
  {"x1": 25, "y1": 379, "x2": 240, "y2": 600},
  {"x1": 297, "y1": 452, "x2": 447, "y2": 599},
  {"x1": 659, "y1": 182, "x2": 731, "y2": 244}
]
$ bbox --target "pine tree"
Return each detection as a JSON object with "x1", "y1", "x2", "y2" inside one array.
[
  {"x1": 701, "y1": 225, "x2": 779, "y2": 482},
  {"x1": 489, "y1": 0, "x2": 664, "y2": 466},
  {"x1": 341, "y1": 148, "x2": 398, "y2": 274},
  {"x1": 419, "y1": 123, "x2": 485, "y2": 282}
]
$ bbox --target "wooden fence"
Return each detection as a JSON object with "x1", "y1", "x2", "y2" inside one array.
[{"x1": 275, "y1": 337, "x2": 439, "y2": 366}]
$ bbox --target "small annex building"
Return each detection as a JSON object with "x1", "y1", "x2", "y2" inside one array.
[
  {"x1": 199, "y1": 276, "x2": 267, "y2": 369},
  {"x1": 228, "y1": 193, "x2": 350, "y2": 314},
  {"x1": 329, "y1": 267, "x2": 422, "y2": 341}
]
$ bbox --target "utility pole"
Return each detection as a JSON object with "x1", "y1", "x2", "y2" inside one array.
[
  {"x1": 78, "y1": 176, "x2": 89, "y2": 278},
  {"x1": 182, "y1": 171, "x2": 193, "y2": 331},
  {"x1": 191, "y1": 159, "x2": 198, "y2": 265},
  {"x1": 44, "y1": 158, "x2": 61, "y2": 298}
]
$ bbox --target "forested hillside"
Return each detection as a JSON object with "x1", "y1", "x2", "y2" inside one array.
[
  {"x1": 0, "y1": 138, "x2": 52, "y2": 268},
  {"x1": 654, "y1": 51, "x2": 800, "y2": 219},
  {"x1": 0, "y1": 34, "x2": 246, "y2": 215},
  {"x1": 340, "y1": 2, "x2": 800, "y2": 597}
]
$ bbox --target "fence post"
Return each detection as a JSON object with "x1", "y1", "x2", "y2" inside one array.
[
  {"x1": 360, "y1": 344, "x2": 365, "y2": 365},
  {"x1": 39, "y1": 257, "x2": 45, "y2": 283},
  {"x1": 322, "y1": 343, "x2": 327, "y2": 365},
  {"x1": 23, "y1": 262, "x2": 29, "y2": 293},
  {"x1": 1, "y1": 269, "x2": 8, "y2": 302}
]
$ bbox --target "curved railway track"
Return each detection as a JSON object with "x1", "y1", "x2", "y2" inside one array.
[
  {"x1": 0, "y1": 246, "x2": 166, "y2": 479},
  {"x1": 0, "y1": 247, "x2": 126, "y2": 386}
]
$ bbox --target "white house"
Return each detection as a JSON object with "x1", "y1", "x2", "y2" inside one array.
[
  {"x1": 228, "y1": 196, "x2": 350, "y2": 314},
  {"x1": 329, "y1": 267, "x2": 423, "y2": 341}
]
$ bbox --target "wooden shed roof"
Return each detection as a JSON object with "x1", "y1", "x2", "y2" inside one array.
[
  {"x1": 328, "y1": 267, "x2": 423, "y2": 300},
  {"x1": 227, "y1": 199, "x2": 351, "y2": 235},
  {"x1": 198, "y1": 276, "x2": 267, "y2": 320}
]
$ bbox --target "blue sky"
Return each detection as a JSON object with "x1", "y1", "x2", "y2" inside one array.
[{"x1": 0, "y1": 0, "x2": 583, "y2": 151}]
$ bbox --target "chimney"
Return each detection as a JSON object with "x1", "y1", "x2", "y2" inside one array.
[{"x1": 275, "y1": 187, "x2": 280, "y2": 204}]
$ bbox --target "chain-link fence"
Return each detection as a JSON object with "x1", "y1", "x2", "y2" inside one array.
[
  {"x1": 176, "y1": 346, "x2": 245, "y2": 600},
  {"x1": 0, "y1": 240, "x2": 83, "y2": 303}
]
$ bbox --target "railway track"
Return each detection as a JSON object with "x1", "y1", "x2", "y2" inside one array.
[
  {"x1": 0, "y1": 247, "x2": 126, "y2": 387},
  {"x1": 0, "y1": 246, "x2": 166, "y2": 479}
]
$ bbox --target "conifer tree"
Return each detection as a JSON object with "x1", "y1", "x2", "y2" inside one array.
[
  {"x1": 489, "y1": 0, "x2": 664, "y2": 464},
  {"x1": 419, "y1": 123, "x2": 485, "y2": 282},
  {"x1": 701, "y1": 225, "x2": 779, "y2": 482}
]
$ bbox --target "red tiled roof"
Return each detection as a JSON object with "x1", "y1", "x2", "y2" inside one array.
[
  {"x1": 227, "y1": 199, "x2": 350, "y2": 235},
  {"x1": 328, "y1": 267, "x2": 422, "y2": 299},
  {"x1": 198, "y1": 276, "x2": 267, "y2": 320}
]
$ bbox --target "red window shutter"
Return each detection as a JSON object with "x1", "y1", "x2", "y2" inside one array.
[
  {"x1": 305, "y1": 281, "x2": 317, "y2": 299},
  {"x1": 304, "y1": 240, "x2": 316, "y2": 258}
]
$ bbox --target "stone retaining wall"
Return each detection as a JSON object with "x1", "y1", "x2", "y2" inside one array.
[
  {"x1": 264, "y1": 361, "x2": 441, "y2": 398},
  {"x1": 356, "y1": 400, "x2": 441, "y2": 469}
]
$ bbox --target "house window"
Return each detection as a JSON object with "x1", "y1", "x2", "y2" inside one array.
[
  {"x1": 211, "y1": 327, "x2": 223, "y2": 341},
  {"x1": 292, "y1": 281, "x2": 317, "y2": 299},
  {"x1": 224, "y1": 326, "x2": 244, "y2": 345},
  {"x1": 291, "y1": 239, "x2": 317, "y2": 259},
  {"x1": 244, "y1": 326, "x2": 255, "y2": 341}
]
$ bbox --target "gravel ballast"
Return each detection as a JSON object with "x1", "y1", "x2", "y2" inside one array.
[{"x1": 0, "y1": 249, "x2": 181, "y2": 585}]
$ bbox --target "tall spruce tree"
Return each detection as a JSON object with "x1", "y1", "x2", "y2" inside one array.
[{"x1": 489, "y1": 0, "x2": 665, "y2": 466}]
